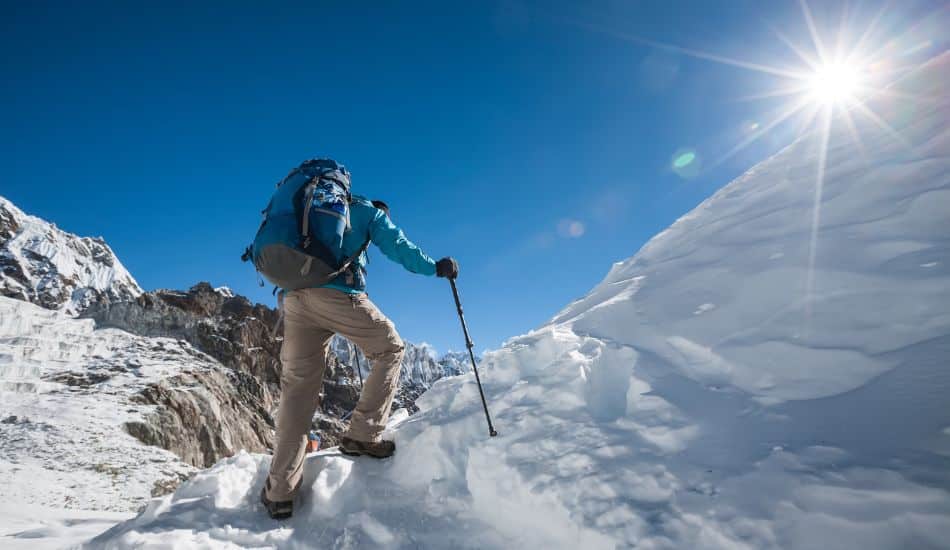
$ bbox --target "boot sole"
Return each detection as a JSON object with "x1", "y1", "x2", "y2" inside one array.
[
  {"x1": 261, "y1": 488, "x2": 293, "y2": 520},
  {"x1": 339, "y1": 447, "x2": 393, "y2": 459}
]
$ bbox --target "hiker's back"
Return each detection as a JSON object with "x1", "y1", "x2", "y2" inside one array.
[
  {"x1": 244, "y1": 158, "x2": 361, "y2": 291},
  {"x1": 244, "y1": 157, "x2": 441, "y2": 295}
]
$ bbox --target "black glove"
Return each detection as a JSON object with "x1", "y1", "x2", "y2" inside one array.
[{"x1": 436, "y1": 257, "x2": 459, "y2": 279}]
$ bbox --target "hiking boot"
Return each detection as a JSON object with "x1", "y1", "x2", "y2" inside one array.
[
  {"x1": 339, "y1": 436, "x2": 396, "y2": 458},
  {"x1": 260, "y1": 485, "x2": 293, "y2": 520}
]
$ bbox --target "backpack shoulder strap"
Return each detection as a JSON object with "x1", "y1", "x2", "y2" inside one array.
[
  {"x1": 322, "y1": 235, "x2": 371, "y2": 284},
  {"x1": 299, "y1": 178, "x2": 319, "y2": 247}
]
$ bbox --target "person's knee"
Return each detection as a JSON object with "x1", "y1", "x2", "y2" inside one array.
[
  {"x1": 369, "y1": 324, "x2": 404, "y2": 361},
  {"x1": 384, "y1": 334, "x2": 405, "y2": 360},
  {"x1": 280, "y1": 353, "x2": 326, "y2": 387}
]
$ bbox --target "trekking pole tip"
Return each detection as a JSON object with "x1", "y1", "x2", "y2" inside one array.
[{"x1": 490, "y1": 429, "x2": 498, "y2": 437}]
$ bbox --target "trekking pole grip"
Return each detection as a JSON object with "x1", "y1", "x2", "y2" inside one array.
[{"x1": 449, "y1": 278, "x2": 498, "y2": 437}]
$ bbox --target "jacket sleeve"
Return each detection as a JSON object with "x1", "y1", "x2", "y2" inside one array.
[{"x1": 368, "y1": 210, "x2": 437, "y2": 276}]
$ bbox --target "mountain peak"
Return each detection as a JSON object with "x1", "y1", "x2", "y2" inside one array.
[{"x1": 0, "y1": 195, "x2": 142, "y2": 315}]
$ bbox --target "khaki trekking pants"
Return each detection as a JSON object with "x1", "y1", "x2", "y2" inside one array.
[{"x1": 265, "y1": 287, "x2": 405, "y2": 501}]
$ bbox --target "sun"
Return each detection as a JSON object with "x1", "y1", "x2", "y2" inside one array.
[{"x1": 807, "y1": 62, "x2": 864, "y2": 105}]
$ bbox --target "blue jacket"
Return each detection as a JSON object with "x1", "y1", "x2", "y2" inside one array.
[{"x1": 320, "y1": 196, "x2": 437, "y2": 294}]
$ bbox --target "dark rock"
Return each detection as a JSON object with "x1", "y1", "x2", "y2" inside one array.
[
  {"x1": 125, "y1": 368, "x2": 274, "y2": 468},
  {"x1": 46, "y1": 371, "x2": 112, "y2": 387}
]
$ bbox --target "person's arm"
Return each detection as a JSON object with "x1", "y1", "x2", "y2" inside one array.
[{"x1": 368, "y1": 209, "x2": 437, "y2": 275}]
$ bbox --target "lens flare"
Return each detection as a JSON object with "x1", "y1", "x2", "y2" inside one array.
[
  {"x1": 673, "y1": 151, "x2": 696, "y2": 168},
  {"x1": 672, "y1": 148, "x2": 702, "y2": 179}
]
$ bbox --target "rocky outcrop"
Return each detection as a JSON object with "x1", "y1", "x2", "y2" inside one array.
[
  {"x1": 81, "y1": 283, "x2": 283, "y2": 467},
  {"x1": 85, "y1": 282, "x2": 471, "y2": 461},
  {"x1": 124, "y1": 368, "x2": 275, "y2": 468},
  {"x1": 83, "y1": 282, "x2": 283, "y2": 412}
]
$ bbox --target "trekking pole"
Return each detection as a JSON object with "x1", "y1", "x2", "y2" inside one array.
[
  {"x1": 449, "y1": 278, "x2": 498, "y2": 437},
  {"x1": 353, "y1": 348, "x2": 364, "y2": 389}
]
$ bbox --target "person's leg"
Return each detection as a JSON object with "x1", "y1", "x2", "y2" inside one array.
[
  {"x1": 338, "y1": 294, "x2": 405, "y2": 442},
  {"x1": 301, "y1": 289, "x2": 405, "y2": 443},
  {"x1": 265, "y1": 290, "x2": 332, "y2": 502}
]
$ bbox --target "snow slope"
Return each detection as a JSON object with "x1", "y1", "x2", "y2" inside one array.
[
  {"x1": 0, "y1": 296, "x2": 202, "y2": 513},
  {"x1": 89, "y1": 55, "x2": 950, "y2": 549},
  {"x1": 0, "y1": 503, "x2": 132, "y2": 550},
  {"x1": 0, "y1": 196, "x2": 142, "y2": 314}
]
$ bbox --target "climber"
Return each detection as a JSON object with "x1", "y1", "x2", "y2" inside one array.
[{"x1": 244, "y1": 158, "x2": 458, "y2": 519}]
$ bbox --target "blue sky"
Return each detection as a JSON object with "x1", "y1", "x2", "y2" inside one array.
[{"x1": 1, "y1": 1, "x2": 932, "y2": 352}]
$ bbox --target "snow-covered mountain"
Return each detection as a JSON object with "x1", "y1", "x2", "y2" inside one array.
[
  {"x1": 330, "y1": 338, "x2": 471, "y2": 413},
  {"x1": 0, "y1": 197, "x2": 141, "y2": 314},
  {"x1": 87, "y1": 54, "x2": 950, "y2": 549}
]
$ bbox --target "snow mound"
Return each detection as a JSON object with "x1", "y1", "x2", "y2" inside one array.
[
  {"x1": 89, "y1": 56, "x2": 950, "y2": 549},
  {"x1": 0, "y1": 196, "x2": 142, "y2": 315}
]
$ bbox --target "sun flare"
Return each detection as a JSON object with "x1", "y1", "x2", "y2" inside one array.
[{"x1": 807, "y1": 62, "x2": 864, "y2": 105}]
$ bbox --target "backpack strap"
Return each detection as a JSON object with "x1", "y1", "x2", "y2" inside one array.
[
  {"x1": 298, "y1": 180, "x2": 317, "y2": 276},
  {"x1": 298, "y1": 179, "x2": 356, "y2": 277},
  {"x1": 300, "y1": 179, "x2": 318, "y2": 249},
  {"x1": 321, "y1": 235, "x2": 371, "y2": 284}
]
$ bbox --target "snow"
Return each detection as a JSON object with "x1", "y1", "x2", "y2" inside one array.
[
  {"x1": 0, "y1": 296, "x2": 199, "y2": 515},
  {"x1": 214, "y1": 286, "x2": 236, "y2": 298},
  {"x1": 82, "y1": 55, "x2": 950, "y2": 549},
  {"x1": 0, "y1": 503, "x2": 132, "y2": 550}
]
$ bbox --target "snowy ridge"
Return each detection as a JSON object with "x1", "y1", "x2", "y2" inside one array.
[
  {"x1": 88, "y1": 54, "x2": 950, "y2": 549},
  {"x1": 0, "y1": 196, "x2": 141, "y2": 315}
]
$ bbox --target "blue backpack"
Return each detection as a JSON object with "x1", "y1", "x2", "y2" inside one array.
[{"x1": 242, "y1": 158, "x2": 370, "y2": 291}]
